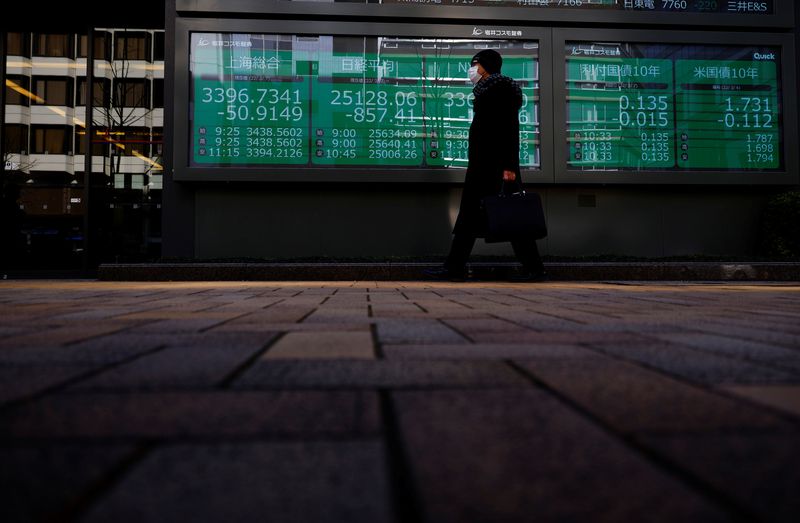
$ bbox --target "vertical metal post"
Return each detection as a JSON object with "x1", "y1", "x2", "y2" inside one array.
[
  {"x1": 82, "y1": 26, "x2": 95, "y2": 274},
  {"x1": 1, "y1": 30, "x2": 8, "y2": 203},
  {"x1": 162, "y1": 0, "x2": 196, "y2": 259}
]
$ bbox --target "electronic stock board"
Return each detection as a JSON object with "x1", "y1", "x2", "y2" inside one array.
[
  {"x1": 190, "y1": 33, "x2": 540, "y2": 170},
  {"x1": 565, "y1": 42, "x2": 783, "y2": 171}
]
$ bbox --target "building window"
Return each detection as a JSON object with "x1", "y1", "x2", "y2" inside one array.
[
  {"x1": 77, "y1": 32, "x2": 111, "y2": 60},
  {"x1": 75, "y1": 128, "x2": 107, "y2": 156},
  {"x1": 5, "y1": 75, "x2": 32, "y2": 106},
  {"x1": 32, "y1": 77, "x2": 74, "y2": 107},
  {"x1": 114, "y1": 32, "x2": 151, "y2": 62},
  {"x1": 33, "y1": 33, "x2": 73, "y2": 58},
  {"x1": 153, "y1": 78, "x2": 164, "y2": 108},
  {"x1": 113, "y1": 79, "x2": 151, "y2": 108},
  {"x1": 151, "y1": 127, "x2": 164, "y2": 157},
  {"x1": 117, "y1": 127, "x2": 151, "y2": 157},
  {"x1": 77, "y1": 77, "x2": 111, "y2": 107},
  {"x1": 32, "y1": 125, "x2": 73, "y2": 155},
  {"x1": 4, "y1": 124, "x2": 29, "y2": 154},
  {"x1": 153, "y1": 32, "x2": 165, "y2": 61},
  {"x1": 7, "y1": 32, "x2": 31, "y2": 57}
]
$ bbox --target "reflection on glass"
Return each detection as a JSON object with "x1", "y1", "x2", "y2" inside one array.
[
  {"x1": 33, "y1": 77, "x2": 73, "y2": 107},
  {"x1": 3, "y1": 29, "x2": 166, "y2": 270},
  {"x1": 32, "y1": 125, "x2": 72, "y2": 154},
  {"x1": 33, "y1": 33, "x2": 73, "y2": 58}
]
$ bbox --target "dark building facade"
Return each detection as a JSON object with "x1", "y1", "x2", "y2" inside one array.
[{"x1": 2, "y1": 1, "x2": 799, "y2": 272}]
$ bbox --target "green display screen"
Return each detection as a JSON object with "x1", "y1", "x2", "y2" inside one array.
[
  {"x1": 190, "y1": 33, "x2": 540, "y2": 170},
  {"x1": 566, "y1": 42, "x2": 783, "y2": 171}
]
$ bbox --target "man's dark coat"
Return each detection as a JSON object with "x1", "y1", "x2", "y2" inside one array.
[{"x1": 452, "y1": 74, "x2": 524, "y2": 237}]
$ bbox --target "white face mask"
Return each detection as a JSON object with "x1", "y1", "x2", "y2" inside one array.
[{"x1": 468, "y1": 65, "x2": 482, "y2": 84}]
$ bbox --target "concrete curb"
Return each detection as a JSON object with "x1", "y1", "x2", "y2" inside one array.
[{"x1": 97, "y1": 262, "x2": 800, "y2": 281}]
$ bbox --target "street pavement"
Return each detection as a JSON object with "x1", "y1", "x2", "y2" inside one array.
[{"x1": 1, "y1": 280, "x2": 799, "y2": 522}]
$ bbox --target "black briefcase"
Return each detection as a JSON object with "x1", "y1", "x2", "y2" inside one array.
[{"x1": 482, "y1": 190, "x2": 547, "y2": 243}]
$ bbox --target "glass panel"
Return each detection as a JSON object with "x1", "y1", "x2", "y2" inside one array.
[
  {"x1": 5, "y1": 75, "x2": 31, "y2": 106},
  {"x1": 32, "y1": 126, "x2": 72, "y2": 154},
  {"x1": 114, "y1": 79, "x2": 150, "y2": 108},
  {"x1": 32, "y1": 77, "x2": 73, "y2": 107},
  {"x1": 4, "y1": 124, "x2": 29, "y2": 154},
  {"x1": 33, "y1": 33, "x2": 72, "y2": 58},
  {"x1": 7, "y1": 32, "x2": 30, "y2": 57},
  {"x1": 119, "y1": 127, "x2": 151, "y2": 156},
  {"x1": 78, "y1": 32, "x2": 111, "y2": 60},
  {"x1": 4, "y1": 27, "x2": 164, "y2": 271},
  {"x1": 75, "y1": 128, "x2": 107, "y2": 156},
  {"x1": 114, "y1": 32, "x2": 151, "y2": 61},
  {"x1": 77, "y1": 78, "x2": 110, "y2": 107}
]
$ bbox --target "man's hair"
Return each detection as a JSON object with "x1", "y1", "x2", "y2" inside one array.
[{"x1": 471, "y1": 49, "x2": 503, "y2": 74}]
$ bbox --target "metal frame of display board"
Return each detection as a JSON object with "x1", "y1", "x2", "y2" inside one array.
[
  {"x1": 172, "y1": 18, "x2": 555, "y2": 182},
  {"x1": 175, "y1": 0, "x2": 795, "y2": 30}
]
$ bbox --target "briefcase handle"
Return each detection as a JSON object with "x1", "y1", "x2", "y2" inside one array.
[{"x1": 498, "y1": 180, "x2": 525, "y2": 198}]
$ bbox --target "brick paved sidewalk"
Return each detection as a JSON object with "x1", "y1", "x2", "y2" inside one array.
[{"x1": 1, "y1": 280, "x2": 799, "y2": 522}]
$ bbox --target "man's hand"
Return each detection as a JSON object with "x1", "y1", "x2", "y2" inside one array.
[{"x1": 502, "y1": 170, "x2": 516, "y2": 182}]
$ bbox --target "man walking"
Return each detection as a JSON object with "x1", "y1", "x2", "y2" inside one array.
[{"x1": 431, "y1": 49, "x2": 546, "y2": 281}]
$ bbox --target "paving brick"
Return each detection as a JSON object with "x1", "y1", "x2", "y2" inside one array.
[
  {"x1": 383, "y1": 343, "x2": 604, "y2": 360},
  {"x1": 409, "y1": 304, "x2": 490, "y2": 319},
  {"x1": 0, "y1": 326, "x2": 37, "y2": 338},
  {"x1": 302, "y1": 307, "x2": 370, "y2": 323},
  {"x1": 370, "y1": 304, "x2": 428, "y2": 318},
  {"x1": 81, "y1": 441, "x2": 392, "y2": 523},
  {"x1": 467, "y1": 330, "x2": 651, "y2": 344},
  {"x1": 0, "y1": 391, "x2": 380, "y2": 440},
  {"x1": 0, "y1": 443, "x2": 137, "y2": 523},
  {"x1": 129, "y1": 315, "x2": 245, "y2": 334},
  {"x1": 515, "y1": 359, "x2": 788, "y2": 433},
  {"x1": 442, "y1": 318, "x2": 531, "y2": 337},
  {"x1": 487, "y1": 310, "x2": 585, "y2": 330},
  {"x1": 651, "y1": 332, "x2": 800, "y2": 372},
  {"x1": 0, "y1": 365, "x2": 94, "y2": 405},
  {"x1": 374, "y1": 319, "x2": 468, "y2": 345},
  {"x1": 227, "y1": 306, "x2": 317, "y2": 324},
  {"x1": 47, "y1": 306, "x2": 156, "y2": 322},
  {"x1": 0, "y1": 323, "x2": 139, "y2": 349},
  {"x1": 213, "y1": 322, "x2": 369, "y2": 333},
  {"x1": 689, "y1": 321, "x2": 800, "y2": 349},
  {"x1": 264, "y1": 332, "x2": 374, "y2": 359},
  {"x1": 722, "y1": 385, "x2": 800, "y2": 418},
  {"x1": 590, "y1": 341, "x2": 798, "y2": 385},
  {"x1": 233, "y1": 360, "x2": 528, "y2": 389},
  {"x1": 392, "y1": 389, "x2": 730, "y2": 522},
  {"x1": 0, "y1": 335, "x2": 164, "y2": 366},
  {"x1": 70, "y1": 339, "x2": 276, "y2": 390},
  {"x1": 641, "y1": 432, "x2": 800, "y2": 522}
]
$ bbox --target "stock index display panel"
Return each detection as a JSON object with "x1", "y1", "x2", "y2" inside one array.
[
  {"x1": 190, "y1": 33, "x2": 540, "y2": 170},
  {"x1": 566, "y1": 42, "x2": 783, "y2": 171}
]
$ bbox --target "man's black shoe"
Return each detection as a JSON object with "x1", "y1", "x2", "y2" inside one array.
[
  {"x1": 509, "y1": 271, "x2": 549, "y2": 283},
  {"x1": 424, "y1": 267, "x2": 468, "y2": 282}
]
